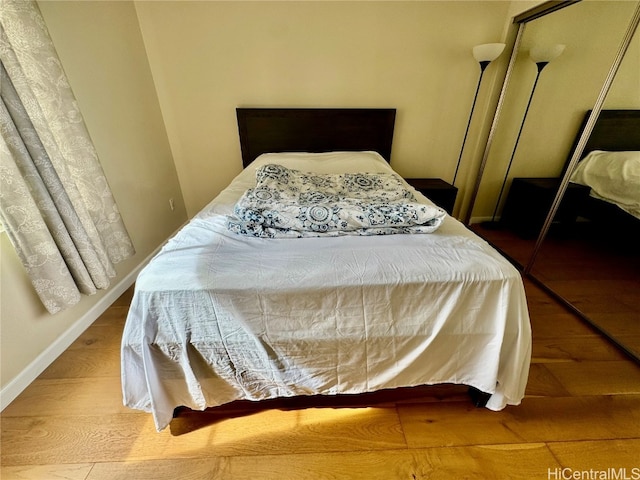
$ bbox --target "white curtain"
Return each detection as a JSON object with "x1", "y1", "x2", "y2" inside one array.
[{"x1": 0, "y1": 0, "x2": 135, "y2": 314}]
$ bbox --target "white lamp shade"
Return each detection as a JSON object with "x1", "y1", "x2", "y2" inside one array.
[
  {"x1": 472, "y1": 43, "x2": 506, "y2": 62},
  {"x1": 529, "y1": 44, "x2": 566, "y2": 63}
]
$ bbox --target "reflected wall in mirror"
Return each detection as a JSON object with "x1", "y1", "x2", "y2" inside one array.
[{"x1": 470, "y1": 1, "x2": 638, "y2": 265}]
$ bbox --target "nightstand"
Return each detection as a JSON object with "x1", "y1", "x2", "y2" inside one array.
[
  {"x1": 404, "y1": 178, "x2": 458, "y2": 214},
  {"x1": 500, "y1": 177, "x2": 591, "y2": 238}
]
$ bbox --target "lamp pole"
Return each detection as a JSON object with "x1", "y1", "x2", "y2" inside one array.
[
  {"x1": 452, "y1": 43, "x2": 505, "y2": 186},
  {"x1": 489, "y1": 44, "x2": 565, "y2": 225},
  {"x1": 452, "y1": 61, "x2": 491, "y2": 186},
  {"x1": 490, "y1": 61, "x2": 548, "y2": 222}
]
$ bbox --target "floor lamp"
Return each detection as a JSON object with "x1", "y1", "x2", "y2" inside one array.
[
  {"x1": 452, "y1": 43, "x2": 506, "y2": 186},
  {"x1": 490, "y1": 44, "x2": 566, "y2": 223}
]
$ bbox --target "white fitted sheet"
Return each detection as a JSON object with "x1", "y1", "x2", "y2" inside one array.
[{"x1": 121, "y1": 152, "x2": 532, "y2": 431}]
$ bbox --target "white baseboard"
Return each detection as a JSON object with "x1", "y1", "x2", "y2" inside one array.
[{"x1": 0, "y1": 247, "x2": 158, "y2": 411}]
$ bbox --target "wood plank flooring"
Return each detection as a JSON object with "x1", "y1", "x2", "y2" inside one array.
[{"x1": 2, "y1": 278, "x2": 640, "y2": 479}]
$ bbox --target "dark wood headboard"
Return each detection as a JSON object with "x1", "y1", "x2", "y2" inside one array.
[
  {"x1": 236, "y1": 108, "x2": 396, "y2": 168},
  {"x1": 563, "y1": 109, "x2": 640, "y2": 174}
]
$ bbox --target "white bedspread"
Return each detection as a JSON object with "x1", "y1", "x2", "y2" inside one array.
[{"x1": 121, "y1": 152, "x2": 531, "y2": 431}]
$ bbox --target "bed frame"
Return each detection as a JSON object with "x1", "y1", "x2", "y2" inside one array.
[
  {"x1": 564, "y1": 109, "x2": 640, "y2": 238},
  {"x1": 236, "y1": 108, "x2": 396, "y2": 167}
]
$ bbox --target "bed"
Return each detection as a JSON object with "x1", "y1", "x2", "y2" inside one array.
[
  {"x1": 567, "y1": 109, "x2": 640, "y2": 239},
  {"x1": 121, "y1": 108, "x2": 532, "y2": 431}
]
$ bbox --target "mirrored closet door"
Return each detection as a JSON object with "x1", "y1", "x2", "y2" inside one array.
[{"x1": 467, "y1": 0, "x2": 640, "y2": 363}]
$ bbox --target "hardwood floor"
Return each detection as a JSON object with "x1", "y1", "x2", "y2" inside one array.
[{"x1": 2, "y1": 279, "x2": 640, "y2": 479}]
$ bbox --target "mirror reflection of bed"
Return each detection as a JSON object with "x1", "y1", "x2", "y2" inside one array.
[
  {"x1": 476, "y1": 110, "x2": 640, "y2": 362},
  {"x1": 531, "y1": 111, "x2": 640, "y2": 361}
]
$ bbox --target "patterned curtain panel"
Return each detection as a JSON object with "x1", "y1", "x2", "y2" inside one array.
[{"x1": 0, "y1": 0, "x2": 135, "y2": 314}]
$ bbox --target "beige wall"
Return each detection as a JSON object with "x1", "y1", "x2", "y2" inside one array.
[
  {"x1": 606, "y1": 20, "x2": 640, "y2": 109},
  {"x1": 0, "y1": 1, "x2": 187, "y2": 392},
  {"x1": 134, "y1": 0, "x2": 512, "y2": 217}
]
